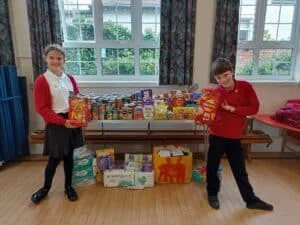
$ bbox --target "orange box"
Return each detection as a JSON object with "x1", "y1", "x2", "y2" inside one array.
[{"x1": 153, "y1": 145, "x2": 192, "y2": 184}]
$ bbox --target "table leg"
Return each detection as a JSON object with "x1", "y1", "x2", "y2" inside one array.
[{"x1": 281, "y1": 129, "x2": 287, "y2": 153}]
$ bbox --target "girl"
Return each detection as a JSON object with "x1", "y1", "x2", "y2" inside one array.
[{"x1": 31, "y1": 44, "x2": 83, "y2": 204}]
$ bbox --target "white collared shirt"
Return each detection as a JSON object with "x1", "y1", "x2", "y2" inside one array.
[{"x1": 43, "y1": 70, "x2": 73, "y2": 113}]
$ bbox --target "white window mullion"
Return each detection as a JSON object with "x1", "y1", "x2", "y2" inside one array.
[
  {"x1": 63, "y1": 42, "x2": 95, "y2": 48},
  {"x1": 102, "y1": 41, "x2": 135, "y2": 48},
  {"x1": 251, "y1": 48, "x2": 259, "y2": 77},
  {"x1": 275, "y1": 5, "x2": 282, "y2": 41},
  {"x1": 94, "y1": 0, "x2": 102, "y2": 78},
  {"x1": 247, "y1": 0, "x2": 260, "y2": 76},
  {"x1": 291, "y1": 0, "x2": 300, "y2": 80},
  {"x1": 254, "y1": 0, "x2": 267, "y2": 76},
  {"x1": 256, "y1": 0, "x2": 267, "y2": 49},
  {"x1": 290, "y1": 0, "x2": 299, "y2": 44},
  {"x1": 132, "y1": 0, "x2": 141, "y2": 77},
  {"x1": 78, "y1": 48, "x2": 82, "y2": 76},
  {"x1": 115, "y1": 2, "x2": 119, "y2": 76},
  {"x1": 58, "y1": 0, "x2": 67, "y2": 42}
]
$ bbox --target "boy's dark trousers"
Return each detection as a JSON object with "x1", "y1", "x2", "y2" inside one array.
[{"x1": 206, "y1": 135, "x2": 257, "y2": 203}]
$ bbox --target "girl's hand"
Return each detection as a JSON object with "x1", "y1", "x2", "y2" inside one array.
[
  {"x1": 65, "y1": 120, "x2": 83, "y2": 128},
  {"x1": 221, "y1": 101, "x2": 236, "y2": 113}
]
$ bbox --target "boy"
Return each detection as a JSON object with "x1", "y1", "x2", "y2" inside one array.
[{"x1": 206, "y1": 58, "x2": 273, "y2": 211}]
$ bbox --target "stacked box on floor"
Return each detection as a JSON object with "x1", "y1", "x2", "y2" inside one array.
[
  {"x1": 134, "y1": 171, "x2": 154, "y2": 187},
  {"x1": 153, "y1": 145, "x2": 193, "y2": 184},
  {"x1": 103, "y1": 170, "x2": 155, "y2": 188},
  {"x1": 95, "y1": 148, "x2": 115, "y2": 183},
  {"x1": 72, "y1": 146, "x2": 96, "y2": 187},
  {"x1": 124, "y1": 153, "x2": 155, "y2": 188},
  {"x1": 103, "y1": 169, "x2": 135, "y2": 187}
]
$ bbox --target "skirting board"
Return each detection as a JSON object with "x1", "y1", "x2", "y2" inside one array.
[{"x1": 22, "y1": 152, "x2": 300, "y2": 162}]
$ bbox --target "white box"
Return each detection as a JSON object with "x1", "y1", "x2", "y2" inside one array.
[
  {"x1": 134, "y1": 171, "x2": 154, "y2": 187},
  {"x1": 103, "y1": 169, "x2": 135, "y2": 187}
]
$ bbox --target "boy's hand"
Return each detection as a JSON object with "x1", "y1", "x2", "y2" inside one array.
[{"x1": 221, "y1": 101, "x2": 236, "y2": 113}]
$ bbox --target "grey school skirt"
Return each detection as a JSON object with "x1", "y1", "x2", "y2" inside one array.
[{"x1": 43, "y1": 113, "x2": 84, "y2": 159}]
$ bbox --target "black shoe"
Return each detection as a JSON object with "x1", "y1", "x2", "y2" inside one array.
[
  {"x1": 31, "y1": 187, "x2": 49, "y2": 204},
  {"x1": 65, "y1": 186, "x2": 78, "y2": 201},
  {"x1": 247, "y1": 199, "x2": 273, "y2": 211},
  {"x1": 208, "y1": 195, "x2": 220, "y2": 209}
]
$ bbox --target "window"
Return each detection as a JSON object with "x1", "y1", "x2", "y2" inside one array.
[
  {"x1": 58, "y1": 0, "x2": 161, "y2": 83},
  {"x1": 236, "y1": 0, "x2": 300, "y2": 81}
]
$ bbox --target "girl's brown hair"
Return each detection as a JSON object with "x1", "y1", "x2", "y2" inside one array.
[{"x1": 44, "y1": 44, "x2": 65, "y2": 58}]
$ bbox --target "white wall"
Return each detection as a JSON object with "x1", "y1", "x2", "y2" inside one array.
[{"x1": 9, "y1": 0, "x2": 300, "y2": 153}]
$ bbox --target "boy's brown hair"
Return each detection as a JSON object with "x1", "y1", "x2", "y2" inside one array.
[{"x1": 211, "y1": 58, "x2": 233, "y2": 76}]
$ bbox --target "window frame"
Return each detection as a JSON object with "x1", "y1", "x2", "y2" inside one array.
[
  {"x1": 58, "y1": 0, "x2": 161, "y2": 84},
  {"x1": 236, "y1": 0, "x2": 300, "y2": 81}
]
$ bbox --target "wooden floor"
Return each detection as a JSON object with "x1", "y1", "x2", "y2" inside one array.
[{"x1": 0, "y1": 159, "x2": 300, "y2": 225}]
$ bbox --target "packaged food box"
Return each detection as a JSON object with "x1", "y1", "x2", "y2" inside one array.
[
  {"x1": 135, "y1": 171, "x2": 154, "y2": 187},
  {"x1": 103, "y1": 169, "x2": 135, "y2": 187},
  {"x1": 153, "y1": 145, "x2": 192, "y2": 184}
]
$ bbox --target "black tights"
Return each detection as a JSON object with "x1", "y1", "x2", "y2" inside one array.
[{"x1": 43, "y1": 153, "x2": 74, "y2": 190}]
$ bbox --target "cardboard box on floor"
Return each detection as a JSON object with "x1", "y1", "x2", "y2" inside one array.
[{"x1": 153, "y1": 145, "x2": 192, "y2": 184}]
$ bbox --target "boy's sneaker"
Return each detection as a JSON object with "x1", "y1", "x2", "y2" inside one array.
[
  {"x1": 246, "y1": 199, "x2": 273, "y2": 211},
  {"x1": 208, "y1": 195, "x2": 220, "y2": 209}
]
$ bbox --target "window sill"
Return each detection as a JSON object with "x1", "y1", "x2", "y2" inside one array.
[
  {"x1": 78, "y1": 81, "x2": 160, "y2": 88},
  {"x1": 247, "y1": 80, "x2": 300, "y2": 87}
]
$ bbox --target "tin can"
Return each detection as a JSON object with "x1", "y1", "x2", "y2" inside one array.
[
  {"x1": 111, "y1": 99, "x2": 116, "y2": 109},
  {"x1": 135, "y1": 91, "x2": 142, "y2": 100},
  {"x1": 99, "y1": 112, "x2": 105, "y2": 120},
  {"x1": 127, "y1": 108, "x2": 133, "y2": 120},
  {"x1": 98, "y1": 103, "x2": 106, "y2": 114},
  {"x1": 112, "y1": 109, "x2": 119, "y2": 120},
  {"x1": 106, "y1": 101, "x2": 113, "y2": 112},
  {"x1": 92, "y1": 103, "x2": 99, "y2": 120},
  {"x1": 134, "y1": 106, "x2": 143, "y2": 120},
  {"x1": 120, "y1": 107, "x2": 128, "y2": 120},
  {"x1": 105, "y1": 111, "x2": 112, "y2": 120},
  {"x1": 116, "y1": 98, "x2": 123, "y2": 109}
]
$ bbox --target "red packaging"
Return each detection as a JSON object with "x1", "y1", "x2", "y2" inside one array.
[
  {"x1": 69, "y1": 96, "x2": 91, "y2": 126},
  {"x1": 171, "y1": 90, "x2": 185, "y2": 107},
  {"x1": 70, "y1": 120, "x2": 87, "y2": 127},
  {"x1": 195, "y1": 88, "x2": 220, "y2": 125}
]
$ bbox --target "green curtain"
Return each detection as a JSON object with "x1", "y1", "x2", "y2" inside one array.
[
  {"x1": 159, "y1": 0, "x2": 196, "y2": 85},
  {"x1": 0, "y1": 0, "x2": 15, "y2": 65},
  {"x1": 27, "y1": 0, "x2": 62, "y2": 79},
  {"x1": 210, "y1": 0, "x2": 240, "y2": 82}
]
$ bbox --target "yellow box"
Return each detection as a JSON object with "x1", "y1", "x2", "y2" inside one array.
[{"x1": 153, "y1": 145, "x2": 192, "y2": 184}]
